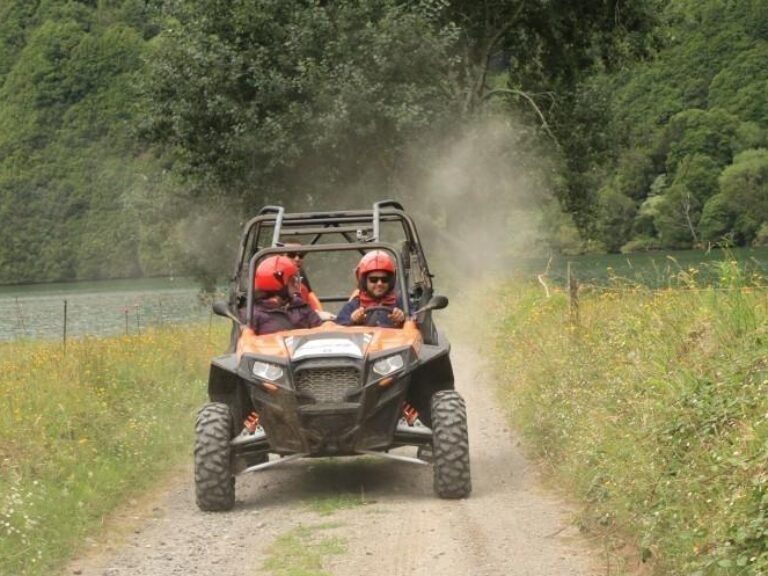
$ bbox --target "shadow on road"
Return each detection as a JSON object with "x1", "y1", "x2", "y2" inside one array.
[{"x1": 236, "y1": 453, "x2": 433, "y2": 510}]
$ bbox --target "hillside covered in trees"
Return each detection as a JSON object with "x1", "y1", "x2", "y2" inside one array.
[
  {"x1": 0, "y1": 0, "x2": 765, "y2": 284},
  {"x1": 568, "y1": 0, "x2": 768, "y2": 253},
  {"x1": 0, "y1": 1, "x2": 174, "y2": 283}
]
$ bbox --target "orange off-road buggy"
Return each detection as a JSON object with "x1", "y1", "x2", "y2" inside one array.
[{"x1": 196, "y1": 201, "x2": 470, "y2": 511}]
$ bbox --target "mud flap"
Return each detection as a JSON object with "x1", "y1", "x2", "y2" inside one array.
[
  {"x1": 208, "y1": 355, "x2": 253, "y2": 427},
  {"x1": 407, "y1": 341, "x2": 454, "y2": 428}
]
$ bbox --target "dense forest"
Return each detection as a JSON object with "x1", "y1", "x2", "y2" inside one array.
[{"x1": 0, "y1": 0, "x2": 766, "y2": 284}]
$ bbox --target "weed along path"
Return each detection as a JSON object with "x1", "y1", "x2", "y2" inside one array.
[{"x1": 66, "y1": 340, "x2": 598, "y2": 576}]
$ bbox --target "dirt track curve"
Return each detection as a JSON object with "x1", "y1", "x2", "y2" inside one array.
[{"x1": 66, "y1": 340, "x2": 598, "y2": 576}]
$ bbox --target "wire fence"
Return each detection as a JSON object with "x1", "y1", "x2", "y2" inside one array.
[
  {"x1": 528, "y1": 247, "x2": 768, "y2": 295},
  {"x1": 529, "y1": 258, "x2": 768, "y2": 331},
  {"x1": 0, "y1": 288, "x2": 220, "y2": 343}
]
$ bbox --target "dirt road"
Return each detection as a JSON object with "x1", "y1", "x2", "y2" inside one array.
[{"x1": 66, "y1": 341, "x2": 598, "y2": 576}]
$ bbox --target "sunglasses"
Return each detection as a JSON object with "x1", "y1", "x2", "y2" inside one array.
[
  {"x1": 367, "y1": 275, "x2": 389, "y2": 284},
  {"x1": 285, "y1": 253, "x2": 304, "y2": 260}
]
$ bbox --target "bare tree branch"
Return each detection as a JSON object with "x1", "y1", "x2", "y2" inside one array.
[
  {"x1": 683, "y1": 191, "x2": 699, "y2": 245},
  {"x1": 482, "y1": 88, "x2": 561, "y2": 149},
  {"x1": 537, "y1": 253, "x2": 553, "y2": 298}
]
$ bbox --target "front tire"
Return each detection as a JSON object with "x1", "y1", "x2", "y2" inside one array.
[
  {"x1": 431, "y1": 390, "x2": 471, "y2": 498},
  {"x1": 195, "y1": 402, "x2": 235, "y2": 511}
]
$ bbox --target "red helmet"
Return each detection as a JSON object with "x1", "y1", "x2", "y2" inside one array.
[
  {"x1": 254, "y1": 255, "x2": 298, "y2": 292},
  {"x1": 355, "y1": 250, "x2": 396, "y2": 279}
]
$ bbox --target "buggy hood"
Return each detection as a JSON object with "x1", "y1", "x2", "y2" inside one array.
[{"x1": 236, "y1": 321, "x2": 423, "y2": 361}]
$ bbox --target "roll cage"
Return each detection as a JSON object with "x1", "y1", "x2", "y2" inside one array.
[{"x1": 226, "y1": 201, "x2": 438, "y2": 338}]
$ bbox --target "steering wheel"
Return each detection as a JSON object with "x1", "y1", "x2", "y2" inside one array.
[
  {"x1": 363, "y1": 305, "x2": 395, "y2": 315},
  {"x1": 359, "y1": 305, "x2": 401, "y2": 327}
]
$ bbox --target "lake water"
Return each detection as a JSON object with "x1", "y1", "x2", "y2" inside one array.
[
  {"x1": 524, "y1": 247, "x2": 768, "y2": 287},
  {"x1": 3, "y1": 247, "x2": 767, "y2": 342},
  {"x1": 0, "y1": 278, "x2": 216, "y2": 342}
]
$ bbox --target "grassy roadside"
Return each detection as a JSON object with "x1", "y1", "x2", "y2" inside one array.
[
  {"x1": 493, "y1": 263, "x2": 768, "y2": 575},
  {"x1": 0, "y1": 322, "x2": 228, "y2": 576}
]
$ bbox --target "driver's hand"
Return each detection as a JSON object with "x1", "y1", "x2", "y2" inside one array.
[
  {"x1": 350, "y1": 307, "x2": 366, "y2": 324},
  {"x1": 389, "y1": 307, "x2": 405, "y2": 326},
  {"x1": 317, "y1": 310, "x2": 336, "y2": 322}
]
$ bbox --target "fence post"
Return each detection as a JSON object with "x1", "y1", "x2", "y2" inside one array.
[
  {"x1": 124, "y1": 308, "x2": 129, "y2": 335},
  {"x1": 135, "y1": 304, "x2": 141, "y2": 336},
  {"x1": 568, "y1": 261, "x2": 579, "y2": 326},
  {"x1": 63, "y1": 299, "x2": 68, "y2": 354},
  {"x1": 15, "y1": 297, "x2": 26, "y2": 337}
]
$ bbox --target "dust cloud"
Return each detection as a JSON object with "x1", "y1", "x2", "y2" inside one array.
[
  {"x1": 169, "y1": 115, "x2": 563, "y2": 293},
  {"x1": 173, "y1": 207, "x2": 242, "y2": 291},
  {"x1": 398, "y1": 114, "x2": 559, "y2": 288}
]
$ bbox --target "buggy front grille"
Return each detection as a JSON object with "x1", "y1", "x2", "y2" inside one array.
[{"x1": 294, "y1": 363, "x2": 361, "y2": 403}]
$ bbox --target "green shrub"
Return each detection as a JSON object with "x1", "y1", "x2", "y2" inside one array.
[
  {"x1": 620, "y1": 235, "x2": 662, "y2": 253},
  {"x1": 664, "y1": 108, "x2": 741, "y2": 174},
  {"x1": 595, "y1": 186, "x2": 638, "y2": 253},
  {"x1": 494, "y1": 275, "x2": 768, "y2": 574},
  {"x1": 719, "y1": 148, "x2": 768, "y2": 244},
  {"x1": 708, "y1": 45, "x2": 768, "y2": 125},
  {"x1": 755, "y1": 223, "x2": 768, "y2": 247},
  {"x1": 614, "y1": 149, "x2": 657, "y2": 201},
  {"x1": 699, "y1": 193, "x2": 736, "y2": 244}
]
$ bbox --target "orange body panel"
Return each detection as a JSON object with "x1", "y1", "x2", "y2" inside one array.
[
  {"x1": 368, "y1": 320, "x2": 422, "y2": 355},
  {"x1": 236, "y1": 320, "x2": 423, "y2": 361}
]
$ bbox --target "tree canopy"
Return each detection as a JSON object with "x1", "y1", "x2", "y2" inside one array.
[
  {"x1": 565, "y1": 0, "x2": 768, "y2": 252},
  {"x1": 142, "y1": 0, "x2": 463, "y2": 209},
  {"x1": 0, "y1": 0, "x2": 766, "y2": 284}
]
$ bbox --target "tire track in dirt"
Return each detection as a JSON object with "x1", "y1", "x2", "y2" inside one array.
[
  {"x1": 322, "y1": 339, "x2": 597, "y2": 576},
  {"x1": 65, "y1": 340, "x2": 598, "y2": 576}
]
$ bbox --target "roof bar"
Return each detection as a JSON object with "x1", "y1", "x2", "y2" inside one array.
[
  {"x1": 256, "y1": 205, "x2": 285, "y2": 247},
  {"x1": 372, "y1": 199, "x2": 405, "y2": 242},
  {"x1": 278, "y1": 225, "x2": 373, "y2": 236}
]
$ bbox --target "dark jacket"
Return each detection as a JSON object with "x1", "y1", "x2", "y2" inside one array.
[
  {"x1": 336, "y1": 295, "x2": 404, "y2": 328},
  {"x1": 251, "y1": 294, "x2": 322, "y2": 335}
]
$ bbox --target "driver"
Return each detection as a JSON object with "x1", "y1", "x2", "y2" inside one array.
[
  {"x1": 335, "y1": 250, "x2": 405, "y2": 328},
  {"x1": 250, "y1": 255, "x2": 322, "y2": 335}
]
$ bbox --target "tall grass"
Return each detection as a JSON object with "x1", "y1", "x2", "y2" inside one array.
[
  {"x1": 0, "y1": 323, "x2": 227, "y2": 576},
  {"x1": 493, "y1": 261, "x2": 768, "y2": 575}
]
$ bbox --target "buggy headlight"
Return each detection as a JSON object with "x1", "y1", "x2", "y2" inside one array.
[
  {"x1": 372, "y1": 354, "x2": 405, "y2": 376},
  {"x1": 251, "y1": 361, "x2": 284, "y2": 381}
]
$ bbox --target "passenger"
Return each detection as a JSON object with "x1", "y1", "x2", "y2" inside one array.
[
  {"x1": 250, "y1": 255, "x2": 322, "y2": 335},
  {"x1": 283, "y1": 242, "x2": 323, "y2": 312},
  {"x1": 336, "y1": 250, "x2": 405, "y2": 328}
]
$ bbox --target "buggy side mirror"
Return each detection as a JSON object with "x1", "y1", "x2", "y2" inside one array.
[
  {"x1": 412, "y1": 295, "x2": 449, "y2": 316},
  {"x1": 212, "y1": 301, "x2": 243, "y2": 325}
]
